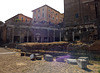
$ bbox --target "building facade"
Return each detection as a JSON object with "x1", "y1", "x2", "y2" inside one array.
[
  {"x1": 64, "y1": 0, "x2": 100, "y2": 26},
  {"x1": 5, "y1": 14, "x2": 32, "y2": 23},
  {"x1": 32, "y1": 5, "x2": 64, "y2": 24},
  {"x1": 3, "y1": 13, "x2": 63, "y2": 43},
  {"x1": 64, "y1": 0, "x2": 100, "y2": 42}
]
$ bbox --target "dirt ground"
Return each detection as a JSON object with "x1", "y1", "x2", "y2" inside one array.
[{"x1": 0, "y1": 47, "x2": 100, "y2": 73}]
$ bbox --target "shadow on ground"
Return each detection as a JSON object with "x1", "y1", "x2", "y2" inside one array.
[{"x1": 83, "y1": 68, "x2": 92, "y2": 72}]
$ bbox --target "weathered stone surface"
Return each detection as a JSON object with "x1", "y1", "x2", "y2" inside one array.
[
  {"x1": 78, "y1": 57, "x2": 89, "y2": 64},
  {"x1": 36, "y1": 55, "x2": 42, "y2": 60},
  {"x1": 77, "y1": 59, "x2": 87, "y2": 69},
  {"x1": 30, "y1": 54, "x2": 35, "y2": 60},
  {"x1": 44, "y1": 54, "x2": 53, "y2": 61},
  {"x1": 26, "y1": 53, "x2": 31, "y2": 56},
  {"x1": 66, "y1": 59, "x2": 77, "y2": 64}
]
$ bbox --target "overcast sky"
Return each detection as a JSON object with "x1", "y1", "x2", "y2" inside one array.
[{"x1": 0, "y1": 0, "x2": 64, "y2": 22}]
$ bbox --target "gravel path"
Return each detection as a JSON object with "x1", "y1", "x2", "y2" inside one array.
[
  {"x1": 0, "y1": 47, "x2": 100, "y2": 73},
  {"x1": 26, "y1": 60, "x2": 98, "y2": 73}
]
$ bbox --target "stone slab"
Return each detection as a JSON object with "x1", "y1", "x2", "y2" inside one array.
[
  {"x1": 66, "y1": 59, "x2": 77, "y2": 64},
  {"x1": 44, "y1": 54, "x2": 53, "y2": 61},
  {"x1": 77, "y1": 59, "x2": 87, "y2": 69},
  {"x1": 78, "y1": 57, "x2": 89, "y2": 64},
  {"x1": 30, "y1": 54, "x2": 35, "y2": 60}
]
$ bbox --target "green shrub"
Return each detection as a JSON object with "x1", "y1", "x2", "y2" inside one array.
[{"x1": 98, "y1": 69, "x2": 100, "y2": 73}]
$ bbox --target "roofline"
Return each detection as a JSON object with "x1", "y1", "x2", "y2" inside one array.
[
  {"x1": 32, "y1": 4, "x2": 60, "y2": 13},
  {"x1": 5, "y1": 13, "x2": 32, "y2": 22}
]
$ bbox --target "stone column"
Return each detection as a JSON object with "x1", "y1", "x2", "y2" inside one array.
[
  {"x1": 72, "y1": 31, "x2": 75, "y2": 41},
  {"x1": 60, "y1": 31, "x2": 62, "y2": 41},
  {"x1": 47, "y1": 29, "x2": 49, "y2": 42},
  {"x1": 33, "y1": 29, "x2": 35, "y2": 42},
  {"x1": 27, "y1": 29, "x2": 29, "y2": 42},
  {"x1": 12, "y1": 27, "x2": 14, "y2": 43},
  {"x1": 53, "y1": 29, "x2": 55, "y2": 42},
  {"x1": 19, "y1": 27, "x2": 21, "y2": 43}
]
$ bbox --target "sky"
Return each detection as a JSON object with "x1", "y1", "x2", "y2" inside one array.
[{"x1": 0, "y1": 0, "x2": 64, "y2": 22}]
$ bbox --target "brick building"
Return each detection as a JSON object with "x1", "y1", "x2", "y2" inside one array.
[
  {"x1": 64, "y1": 0, "x2": 100, "y2": 42},
  {"x1": 32, "y1": 5, "x2": 64, "y2": 24},
  {"x1": 64, "y1": 0, "x2": 100, "y2": 26}
]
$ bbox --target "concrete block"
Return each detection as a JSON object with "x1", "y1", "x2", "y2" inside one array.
[
  {"x1": 44, "y1": 54, "x2": 53, "y2": 61},
  {"x1": 66, "y1": 59, "x2": 77, "y2": 64},
  {"x1": 77, "y1": 59, "x2": 87, "y2": 69},
  {"x1": 78, "y1": 57, "x2": 89, "y2": 64},
  {"x1": 36, "y1": 55, "x2": 42, "y2": 60},
  {"x1": 30, "y1": 54, "x2": 35, "y2": 60},
  {"x1": 35, "y1": 53, "x2": 41, "y2": 56}
]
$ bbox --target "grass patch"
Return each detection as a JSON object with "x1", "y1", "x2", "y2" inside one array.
[{"x1": 98, "y1": 70, "x2": 100, "y2": 73}]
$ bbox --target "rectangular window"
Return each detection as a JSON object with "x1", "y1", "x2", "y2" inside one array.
[
  {"x1": 75, "y1": 13, "x2": 79, "y2": 18},
  {"x1": 42, "y1": 8, "x2": 44, "y2": 11},
  {"x1": 34, "y1": 16, "x2": 36, "y2": 21},
  {"x1": 48, "y1": 9, "x2": 50, "y2": 12},
  {"x1": 84, "y1": 16, "x2": 88, "y2": 23},
  {"x1": 53, "y1": 17, "x2": 54, "y2": 19},
  {"x1": 38, "y1": 16, "x2": 40, "y2": 18},
  {"x1": 26, "y1": 19, "x2": 27, "y2": 22},
  {"x1": 21, "y1": 17, "x2": 23, "y2": 22},
  {"x1": 34, "y1": 11, "x2": 36, "y2": 13},
  {"x1": 38, "y1": 9, "x2": 40, "y2": 12},
  {"x1": 38, "y1": 14, "x2": 40, "y2": 19},
  {"x1": 49, "y1": 14, "x2": 50, "y2": 18},
  {"x1": 42, "y1": 13, "x2": 44, "y2": 17}
]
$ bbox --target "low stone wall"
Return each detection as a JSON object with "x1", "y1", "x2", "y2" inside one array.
[{"x1": 17, "y1": 42, "x2": 68, "y2": 53}]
